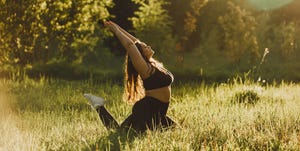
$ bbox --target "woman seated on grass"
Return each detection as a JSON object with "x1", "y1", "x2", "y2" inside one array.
[{"x1": 84, "y1": 21, "x2": 176, "y2": 133}]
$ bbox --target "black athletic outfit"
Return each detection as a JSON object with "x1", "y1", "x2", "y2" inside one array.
[{"x1": 96, "y1": 66, "x2": 175, "y2": 133}]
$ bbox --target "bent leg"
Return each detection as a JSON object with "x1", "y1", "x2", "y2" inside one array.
[
  {"x1": 96, "y1": 106, "x2": 119, "y2": 130},
  {"x1": 132, "y1": 97, "x2": 177, "y2": 132}
]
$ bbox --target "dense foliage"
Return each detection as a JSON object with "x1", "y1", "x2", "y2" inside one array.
[
  {"x1": 0, "y1": 0, "x2": 299, "y2": 81},
  {"x1": 0, "y1": 0, "x2": 113, "y2": 74}
]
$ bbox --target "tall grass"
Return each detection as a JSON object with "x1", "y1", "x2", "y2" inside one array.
[{"x1": 0, "y1": 77, "x2": 299, "y2": 150}]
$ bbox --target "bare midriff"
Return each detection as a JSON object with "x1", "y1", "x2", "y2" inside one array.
[{"x1": 145, "y1": 86, "x2": 171, "y2": 103}]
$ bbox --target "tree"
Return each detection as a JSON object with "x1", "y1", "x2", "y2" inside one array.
[
  {"x1": 109, "y1": 0, "x2": 138, "y2": 30},
  {"x1": 0, "y1": 0, "x2": 113, "y2": 69},
  {"x1": 218, "y1": 0, "x2": 260, "y2": 63},
  {"x1": 0, "y1": 0, "x2": 41, "y2": 67},
  {"x1": 130, "y1": 0, "x2": 175, "y2": 55},
  {"x1": 272, "y1": 22, "x2": 297, "y2": 59},
  {"x1": 165, "y1": 0, "x2": 210, "y2": 64},
  {"x1": 183, "y1": 0, "x2": 208, "y2": 41}
]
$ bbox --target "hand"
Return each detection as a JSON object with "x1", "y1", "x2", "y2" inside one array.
[{"x1": 104, "y1": 21, "x2": 119, "y2": 33}]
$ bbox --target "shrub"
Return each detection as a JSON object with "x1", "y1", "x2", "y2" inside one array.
[{"x1": 232, "y1": 90, "x2": 260, "y2": 104}]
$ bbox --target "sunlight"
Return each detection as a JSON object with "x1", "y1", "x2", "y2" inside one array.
[
  {"x1": 0, "y1": 89, "x2": 10, "y2": 118},
  {"x1": 248, "y1": 0, "x2": 294, "y2": 10},
  {"x1": 0, "y1": 90, "x2": 39, "y2": 151}
]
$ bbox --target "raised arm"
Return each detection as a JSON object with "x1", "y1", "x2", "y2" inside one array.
[
  {"x1": 114, "y1": 23, "x2": 138, "y2": 42},
  {"x1": 104, "y1": 21, "x2": 150, "y2": 78}
]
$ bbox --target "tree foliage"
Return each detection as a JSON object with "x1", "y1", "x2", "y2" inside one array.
[
  {"x1": 0, "y1": 0, "x2": 299, "y2": 80},
  {"x1": 0, "y1": 0, "x2": 113, "y2": 68},
  {"x1": 272, "y1": 22, "x2": 297, "y2": 59},
  {"x1": 218, "y1": 1, "x2": 259, "y2": 63},
  {"x1": 130, "y1": 0, "x2": 175, "y2": 54},
  {"x1": 183, "y1": 0, "x2": 208, "y2": 40}
]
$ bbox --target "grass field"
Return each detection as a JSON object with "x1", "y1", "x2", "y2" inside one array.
[{"x1": 0, "y1": 77, "x2": 300, "y2": 150}]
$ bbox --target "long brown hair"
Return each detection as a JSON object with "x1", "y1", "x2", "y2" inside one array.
[{"x1": 123, "y1": 41, "x2": 163, "y2": 103}]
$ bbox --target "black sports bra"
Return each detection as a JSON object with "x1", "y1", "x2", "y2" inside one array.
[{"x1": 142, "y1": 66, "x2": 174, "y2": 90}]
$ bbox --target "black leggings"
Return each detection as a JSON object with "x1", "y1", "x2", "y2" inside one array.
[{"x1": 96, "y1": 96, "x2": 176, "y2": 133}]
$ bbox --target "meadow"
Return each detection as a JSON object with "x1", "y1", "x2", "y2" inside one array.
[{"x1": 0, "y1": 76, "x2": 300, "y2": 151}]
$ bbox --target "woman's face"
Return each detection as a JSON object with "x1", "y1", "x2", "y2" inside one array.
[{"x1": 139, "y1": 42, "x2": 154, "y2": 60}]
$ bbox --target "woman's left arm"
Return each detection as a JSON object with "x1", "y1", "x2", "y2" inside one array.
[{"x1": 104, "y1": 21, "x2": 150, "y2": 78}]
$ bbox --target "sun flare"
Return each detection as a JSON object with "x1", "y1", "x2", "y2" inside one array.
[{"x1": 248, "y1": 0, "x2": 294, "y2": 10}]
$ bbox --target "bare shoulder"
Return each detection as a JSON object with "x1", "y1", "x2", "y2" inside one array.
[{"x1": 142, "y1": 63, "x2": 156, "y2": 79}]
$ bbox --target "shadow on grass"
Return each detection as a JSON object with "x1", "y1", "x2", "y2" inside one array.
[
  {"x1": 84, "y1": 125, "x2": 177, "y2": 150},
  {"x1": 84, "y1": 129, "x2": 143, "y2": 151}
]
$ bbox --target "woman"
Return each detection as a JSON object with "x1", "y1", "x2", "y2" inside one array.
[{"x1": 84, "y1": 21, "x2": 176, "y2": 133}]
